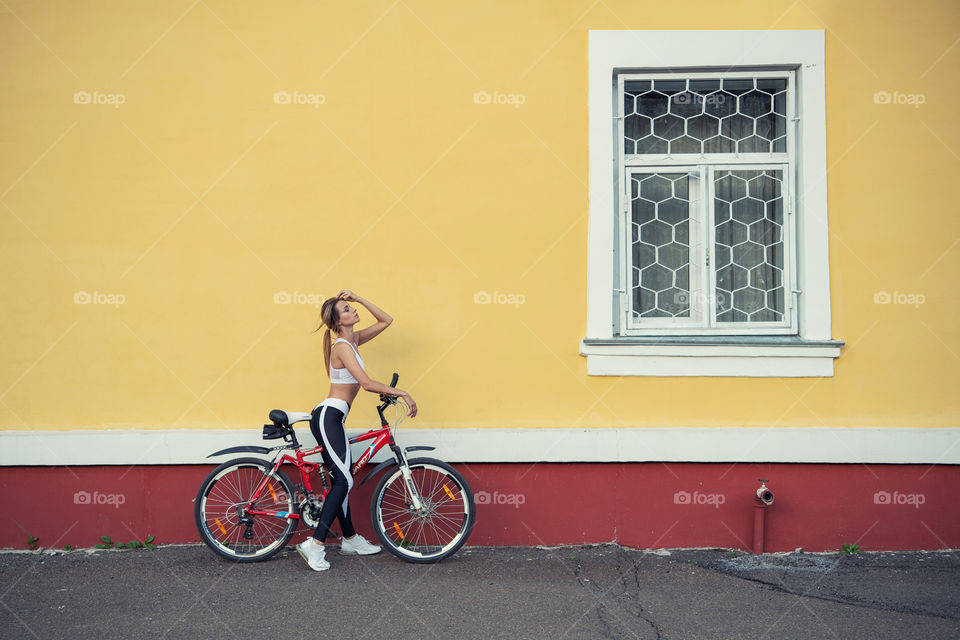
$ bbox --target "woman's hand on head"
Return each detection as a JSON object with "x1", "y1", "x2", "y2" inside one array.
[{"x1": 338, "y1": 290, "x2": 360, "y2": 302}]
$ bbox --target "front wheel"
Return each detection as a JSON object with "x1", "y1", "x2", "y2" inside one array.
[
  {"x1": 195, "y1": 457, "x2": 298, "y2": 562},
  {"x1": 370, "y1": 457, "x2": 475, "y2": 563}
]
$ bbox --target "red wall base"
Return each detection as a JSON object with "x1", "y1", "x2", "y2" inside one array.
[{"x1": 2, "y1": 463, "x2": 957, "y2": 551}]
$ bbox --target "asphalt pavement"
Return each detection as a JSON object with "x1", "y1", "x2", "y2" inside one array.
[{"x1": 1, "y1": 543, "x2": 958, "y2": 639}]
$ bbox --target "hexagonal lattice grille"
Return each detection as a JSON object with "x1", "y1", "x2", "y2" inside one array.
[
  {"x1": 630, "y1": 173, "x2": 690, "y2": 318},
  {"x1": 624, "y1": 78, "x2": 787, "y2": 156},
  {"x1": 714, "y1": 169, "x2": 785, "y2": 322}
]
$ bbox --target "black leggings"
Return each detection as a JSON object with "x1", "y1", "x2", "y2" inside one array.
[{"x1": 309, "y1": 400, "x2": 357, "y2": 542}]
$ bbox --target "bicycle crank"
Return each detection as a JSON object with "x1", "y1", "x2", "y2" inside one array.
[{"x1": 298, "y1": 496, "x2": 324, "y2": 529}]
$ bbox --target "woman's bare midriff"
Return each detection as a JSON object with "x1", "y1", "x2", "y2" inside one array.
[{"x1": 327, "y1": 383, "x2": 360, "y2": 405}]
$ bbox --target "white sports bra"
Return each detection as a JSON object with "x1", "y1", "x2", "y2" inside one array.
[{"x1": 329, "y1": 338, "x2": 365, "y2": 384}]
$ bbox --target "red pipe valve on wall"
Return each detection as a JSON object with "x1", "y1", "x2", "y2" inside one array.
[
  {"x1": 756, "y1": 479, "x2": 774, "y2": 506},
  {"x1": 752, "y1": 478, "x2": 774, "y2": 555}
]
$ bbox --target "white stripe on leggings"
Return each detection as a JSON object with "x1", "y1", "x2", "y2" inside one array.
[{"x1": 318, "y1": 403, "x2": 353, "y2": 516}]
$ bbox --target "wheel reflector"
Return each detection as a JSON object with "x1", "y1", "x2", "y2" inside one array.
[
  {"x1": 215, "y1": 518, "x2": 227, "y2": 535},
  {"x1": 392, "y1": 522, "x2": 404, "y2": 540},
  {"x1": 443, "y1": 484, "x2": 455, "y2": 501}
]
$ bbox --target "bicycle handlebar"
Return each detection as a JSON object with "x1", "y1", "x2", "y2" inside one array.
[{"x1": 376, "y1": 373, "x2": 400, "y2": 426}]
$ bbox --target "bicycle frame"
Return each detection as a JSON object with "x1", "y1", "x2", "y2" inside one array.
[{"x1": 243, "y1": 423, "x2": 409, "y2": 521}]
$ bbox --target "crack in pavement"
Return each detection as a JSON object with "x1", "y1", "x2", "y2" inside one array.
[
  {"x1": 689, "y1": 556, "x2": 960, "y2": 622},
  {"x1": 565, "y1": 548, "x2": 663, "y2": 640}
]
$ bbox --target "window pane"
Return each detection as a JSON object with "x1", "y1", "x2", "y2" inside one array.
[
  {"x1": 714, "y1": 169, "x2": 785, "y2": 323},
  {"x1": 623, "y1": 76, "x2": 788, "y2": 156},
  {"x1": 630, "y1": 173, "x2": 691, "y2": 319}
]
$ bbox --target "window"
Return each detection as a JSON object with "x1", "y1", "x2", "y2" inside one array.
[
  {"x1": 616, "y1": 72, "x2": 796, "y2": 335},
  {"x1": 582, "y1": 31, "x2": 844, "y2": 377}
]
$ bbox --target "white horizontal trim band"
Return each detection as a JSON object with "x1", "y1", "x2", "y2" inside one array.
[
  {"x1": 579, "y1": 342, "x2": 844, "y2": 357},
  {"x1": 585, "y1": 355, "x2": 836, "y2": 377},
  {"x1": 579, "y1": 340, "x2": 842, "y2": 377},
  {"x1": 2, "y1": 427, "x2": 958, "y2": 465}
]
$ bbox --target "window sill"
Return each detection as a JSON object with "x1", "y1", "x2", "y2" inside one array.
[{"x1": 579, "y1": 336, "x2": 845, "y2": 377}]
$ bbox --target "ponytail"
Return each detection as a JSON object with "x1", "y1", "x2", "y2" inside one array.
[
  {"x1": 316, "y1": 296, "x2": 341, "y2": 379},
  {"x1": 322, "y1": 328, "x2": 332, "y2": 378}
]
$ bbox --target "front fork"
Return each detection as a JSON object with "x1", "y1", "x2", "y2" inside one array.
[{"x1": 391, "y1": 443, "x2": 424, "y2": 512}]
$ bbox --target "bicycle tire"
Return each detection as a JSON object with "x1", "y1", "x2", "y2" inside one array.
[
  {"x1": 369, "y1": 457, "x2": 475, "y2": 563},
  {"x1": 195, "y1": 457, "x2": 298, "y2": 562}
]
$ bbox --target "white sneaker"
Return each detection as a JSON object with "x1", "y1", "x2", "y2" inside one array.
[
  {"x1": 296, "y1": 538, "x2": 330, "y2": 571},
  {"x1": 339, "y1": 534, "x2": 382, "y2": 556}
]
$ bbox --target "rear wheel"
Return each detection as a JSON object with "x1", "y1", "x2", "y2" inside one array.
[
  {"x1": 370, "y1": 457, "x2": 475, "y2": 563},
  {"x1": 195, "y1": 457, "x2": 297, "y2": 562}
]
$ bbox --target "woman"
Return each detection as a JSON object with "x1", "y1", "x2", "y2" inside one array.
[{"x1": 296, "y1": 290, "x2": 418, "y2": 572}]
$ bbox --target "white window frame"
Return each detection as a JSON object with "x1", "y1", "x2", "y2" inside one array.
[
  {"x1": 582, "y1": 30, "x2": 844, "y2": 377},
  {"x1": 621, "y1": 164, "x2": 795, "y2": 334},
  {"x1": 618, "y1": 69, "x2": 796, "y2": 335}
]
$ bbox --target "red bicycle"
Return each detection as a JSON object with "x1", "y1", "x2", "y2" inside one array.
[{"x1": 194, "y1": 374, "x2": 475, "y2": 564}]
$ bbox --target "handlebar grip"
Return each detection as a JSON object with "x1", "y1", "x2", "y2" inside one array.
[{"x1": 379, "y1": 373, "x2": 400, "y2": 404}]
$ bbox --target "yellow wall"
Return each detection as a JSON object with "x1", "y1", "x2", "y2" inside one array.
[{"x1": 1, "y1": 1, "x2": 958, "y2": 431}]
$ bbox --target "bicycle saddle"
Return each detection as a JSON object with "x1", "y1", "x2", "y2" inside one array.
[{"x1": 267, "y1": 409, "x2": 311, "y2": 426}]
